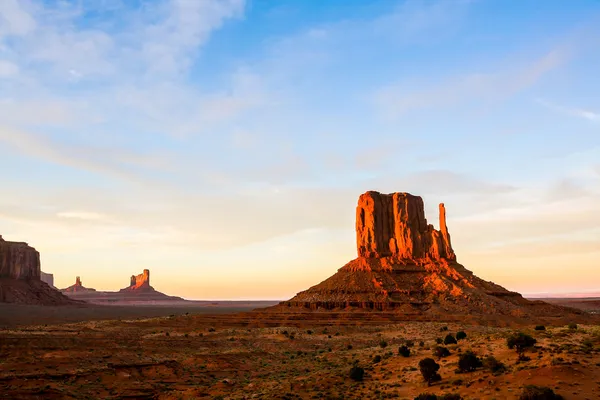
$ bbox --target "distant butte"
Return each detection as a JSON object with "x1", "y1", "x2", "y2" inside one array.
[
  {"x1": 275, "y1": 191, "x2": 585, "y2": 323},
  {"x1": 61, "y1": 276, "x2": 97, "y2": 293},
  {"x1": 0, "y1": 234, "x2": 76, "y2": 305}
]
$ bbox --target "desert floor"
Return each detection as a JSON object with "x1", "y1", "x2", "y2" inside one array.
[{"x1": 1, "y1": 308, "x2": 599, "y2": 399}]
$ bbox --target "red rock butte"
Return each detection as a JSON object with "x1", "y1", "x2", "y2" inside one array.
[
  {"x1": 277, "y1": 191, "x2": 584, "y2": 322},
  {"x1": 62, "y1": 276, "x2": 97, "y2": 293},
  {"x1": 0, "y1": 234, "x2": 76, "y2": 305}
]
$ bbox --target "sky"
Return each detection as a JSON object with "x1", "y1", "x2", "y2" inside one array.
[{"x1": 0, "y1": 0, "x2": 599, "y2": 300}]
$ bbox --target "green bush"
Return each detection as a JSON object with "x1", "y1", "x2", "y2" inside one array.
[
  {"x1": 418, "y1": 358, "x2": 441, "y2": 385},
  {"x1": 534, "y1": 325, "x2": 546, "y2": 331},
  {"x1": 433, "y1": 346, "x2": 451, "y2": 358},
  {"x1": 398, "y1": 345, "x2": 411, "y2": 357},
  {"x1": 457, "y1": 351, "x2": 482, "y2": 372},
  {"x1": 456, "y1": 331, "x2": 467, "y2": 340},
  {"x1": 568, "y1": 323, "x2": 578, "y2": 330},
  {"x1": 507, "y1": 332, "x2": 537, "y2": 353},
  {"x1": 349, "y1": 366, "x2": 364, "y2": 382},
  {"x1": 380, "y1": 340, "x2": 388, "y2": 348},
  {"x1": 483, "y1": 355, "x2": 506, "y2": 374},
  {"x1": 435, "y1": 337, "x2": 443, "y2": 344},
  {"x1": 519, "y1": 385, "x2": 563, "y2": 400},
  {"x1": 415, "y1": 394, "x2": 437, "y2": 400},
  {"x1": 373, "y1": 355, "x2": 382, "y2": 363},
  {"x1": 444, "y1": 334, "x2": 457, "y2": 345},
  {"x1": 440, "y1": 326, "x2": 449, "y2": 332}
]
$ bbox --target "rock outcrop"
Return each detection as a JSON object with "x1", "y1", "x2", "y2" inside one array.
[
  {"x1": 40, "y1": 271, "x2": 55, "y2": 288},
  {"x1": 277, "y1": 191, "x2": 584, "y2": 322},
  {"x1": 62, "y1": 276, "x2": 96, "y2": 293},
  {"x1": 128, "y1": 269, "x2": 151, "y2": 290},
  {"x1": 355, "y1": 192, "x2": 455, "y2": 260},
  {"x1": 0, "y1": 235, "x2": 41, "y2": 280},
  {"x1": 0, "y1": 235, "x2": 76, "y2": 305}
]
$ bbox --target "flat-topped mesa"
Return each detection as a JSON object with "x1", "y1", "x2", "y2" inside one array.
[
  {"x1": 0, "y1": 235, "x2": 41, "y2": 280},
  {"x1": 356, "y1": 191, "x2": 455, "y2": 261}
]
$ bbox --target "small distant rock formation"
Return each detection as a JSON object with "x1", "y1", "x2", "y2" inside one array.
[
  {"x1": 62, "y1": 268, "x2": 184, "y2": 303},
  {"x1": 123, "y1": 269, "x2": 151, "y2": 291},
  {"x1": 0, "y1": 234, "x2": 76, "y2": 305},
  {"x1": 61, "y1": 276, "x2": 96, "y2": 293},
  {"x1": 277, "y1": 191, "x2": 584, "y2": 322},
  {"x1": 40, "y1": 271, "x2": 55, "y2": 288}
]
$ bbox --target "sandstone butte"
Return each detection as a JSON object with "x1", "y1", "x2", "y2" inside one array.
[
  {"x1": 278, "y1": 191, "x2": 585, "y2": 323},
  {"x1": 0, "y1": 234, "x2": 75, "y2": 305},
  {"x1": 61, "y1": 276, "x2": 97, "y2": 293}
]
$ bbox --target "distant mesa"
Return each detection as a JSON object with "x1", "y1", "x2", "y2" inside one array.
[
  {"x1": 0, "y1": 234, "x2": 77, "y2": 305},
  {"x1": 276, "y1": 191, "x2": 586, "y2": 322},
  {"x1": 40, "y1": 271, "x2": 55, "y2": 288},
  {"x1": 62, "y1": 276, "x2": 97, "y2": 293}
]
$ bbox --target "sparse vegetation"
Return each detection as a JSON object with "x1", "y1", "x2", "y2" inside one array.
[
  {"x1": 457, "y1": 350, "x2": 482, "y2": 372},
  {"x1": 415, "y1": 393, "x2": 463, "y2": 400},
  {"x1": 349, "y1": 366, "x2": 364, "y2": 382},
  {"x1": 433, "y1": 346, "x2": 450, "y2": 358},
  {"x1": 483, "y1": 355, "x2": 506, "y2": 374},
  {"x1": 534, "y1": 325, "x2": 546, "y2": 331},
  {"x1": 443, "y1": 334, "x2": 457, "y2": 345},
  {"x1": 380, "y1": 340, "x2": 388, "y2": 348},
  {"x1": 519, "y1": 385, "x2": 564, "y2": 400},
  {"x1": 568, "y1": 323, "x2": 578, "y2": 330},
  {"x1": 418, "y1": 358, "x2": 442, "y2": 385},
  {"x1": 398, "y1": 345, "x2": 411, "y2": 357},
  {"x1": 507, "y1": 332, "x2": 537, "y2": 354},
  {"x1": 455, "y1": 331, "x2": 467, "y2": 340},
  {"x1": 373, "y1": 355, "x2": 382, "y2": 363}
]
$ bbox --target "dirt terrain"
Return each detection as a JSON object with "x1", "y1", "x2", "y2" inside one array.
[{"x1": 1, "y1": 310, "x2": 599, "y2": 399}]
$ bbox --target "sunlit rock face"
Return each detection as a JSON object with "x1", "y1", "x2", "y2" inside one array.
[
  {"x1": 356, "y1": 191, "x2": 455, "y2": 260},
  {"x1": 62, "y1": 276, "x2": 96, "y2": 293},
  {"x1": 277, "y1": 191, "x2": 582, "y2": 321}
]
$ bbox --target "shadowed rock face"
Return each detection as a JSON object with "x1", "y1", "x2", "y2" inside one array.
[
  {"x1": 278, "y1": 191, "x2": 583, "y2": 320},
  {"x1": 0, "y1": 235, "x2": 76, "y2": 305},
  {"x1": 356, "y1": 192, "x2": 455, "y2": 260},
  {"x1": 0, "y1": 235, "x2": 41, "y2": 280},
  {"x1": 40, "y1": 271, "x2": 55, "y2": 288}
]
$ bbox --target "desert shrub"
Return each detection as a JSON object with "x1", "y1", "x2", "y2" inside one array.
[
  {"x1": 347, "y1": 344, "x2": 353, "y2": 350},
  {"x1": 373, "y1": 355, "x2": 382, "y2": 363},
  {"x1": 483, "y1": 355, "x2": 506, "y2": 374},
  {"x1": 440, "y1": 326, "x2": 449, "y2": 332},
  {"x1": 414, "y1": 393, "x2": 463, "y2": 400},
  {"x1": 165, "y1": 332, "x2": 170, "y2": 337},
  {"x1": 380, "y1": 340, "x2": 388, "y2": 348},
  {"x1": 457, "y1": 351, "x2": 482, "y2": 372},
  {"x1": 534, "y1": 325, "x2": 546, "y2": 331},
  {"x1": 456, "y1": 331, "x2": 467, "y2": 341},
  {"x1": 507, "y1": 332, "x2": 537, "y2": 353},
  {"x1": 568, "y1": 323, "x2": 578, "y2": 330},
  {"x1": 433, "y1": 346, "x2": 451, "y2": 358},
  {"x1": 398, "y1": 345, "x2": 411, "y2": 357},
  {"x1": 444, "y1": 334, "x2": 457, "y2": 345},
  {"x1": 405, "y1": 340, "x2": 415, "y2": 347},
  {"x1": 415, "y1": 394, "x2": 437, "y2": 400},
  {"x1": 349, "y1": 366, "x2": 364, "y2": 382},
  {"x1": 519, "y1": 385, "x2": 564, "y2": 400},
  {"x1": 436, "y1": 338, "x2": 443, "y2": 344},
  {"x1": 306, "y1": 330, "x2": 313, "y2": 335},
  {"x1": 208, "y1": 327, "x2": 216, "y2": 332},
  {"x1": 418, "y1": 358, "x2": 441, "y2": 384},
  {"x1": 419, "y1": 341, "x2": 425, "y2": 347}
]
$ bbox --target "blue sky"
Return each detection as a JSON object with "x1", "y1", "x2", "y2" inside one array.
[{"x1": 1, "y1": 0, "x2": 599, "y2": 299}]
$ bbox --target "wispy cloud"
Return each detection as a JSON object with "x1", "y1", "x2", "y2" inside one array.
[{"x1": 536, "y1": 98, "x2": 600, "y2": 122}]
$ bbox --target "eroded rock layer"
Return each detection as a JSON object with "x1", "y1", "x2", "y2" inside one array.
[
  {"x1": 0, "y1": 235, "x2": 76, "y2": 305},
  {"x1": 0, "y1": 235, "x2": 41, "y2": 280},
  {"x1": 277, "y1": 191, "x2": 583, "y2": 320}
]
